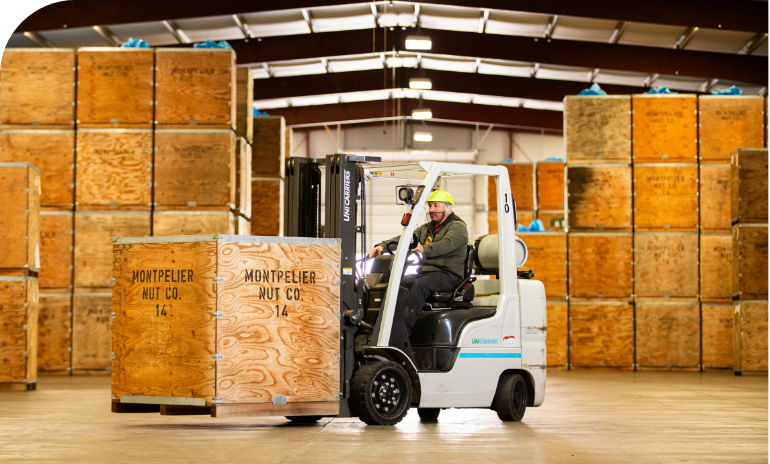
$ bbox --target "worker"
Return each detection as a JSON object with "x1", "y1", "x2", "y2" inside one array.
[{"x1": 367, "y1": 190, "x2": 469, "y2": 359}]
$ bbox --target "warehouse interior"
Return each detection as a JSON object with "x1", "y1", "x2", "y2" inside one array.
[{"x1": 0, "y1": 2, "x2": 768, "y2": 463}]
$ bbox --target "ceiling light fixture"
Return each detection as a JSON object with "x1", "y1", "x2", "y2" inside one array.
[
  {"x1": 405, "y1": 36, "x2": 432, "y2": 50},
  {"x1": 411, "y1": 108, "x2": 432, "y2": 119},
  {"x1": 409, "y1": 78, "x2": 432, "y2": 90},
  {"x1": 413, "y1": 131, "x2": 433, "y2": 142}
]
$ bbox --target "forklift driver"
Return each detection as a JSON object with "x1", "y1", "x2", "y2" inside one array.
[{"x1": 367, "y1": 190, "x2": 469, "y2": 360}]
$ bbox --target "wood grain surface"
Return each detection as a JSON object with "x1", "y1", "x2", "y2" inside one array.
[
  {"x1": 235, "y1": 68, "x2": 253, "y2": 141},
  {"x1": 40, "y1": 212, "x2": 74, "y2": 288},
  {"x1": 285, "y1": 128, "x2": 293, "y2": 158},
  {"x1": 489, "y1": 211, "x2": 533, "y2": 233},
  {"x1": 546, "y1": 301, "x2": 567, "y2": 367},
  {"x1": 253, "y1": 117, "x2": 285, "y2": 177},
  {"x1": 700, "y1": 234, "x2": 732, "y2": 300},
  {"x1": 488, "y1": 163, "x2": 534, "y2": 210},
  {"x1": 536, "y1": 162, "x2": 565, "y2": 210},
  {"x1": 154, "y1": 130, "x2": 235, "y2": 207},
  {"x1": 251, "y1": 179, "x2": 283, "y2": 236},
  {"x1": 699, "y1": 96, "x2": 765, "y2": 163},
  {"x1": 215, "y1": 241, "x2": 341, "y2": 403},
  {"x1": 517, "y1": 233, "x2": 567, "y2": 298},
  {"x1": 731, "y1": 148, "x2": 768, "y2": 224},
  {"x1": 564, "y1": 96, "x2": 631, "y2": 164},
  {"x1": 567, "y1": 166, "x2": 632, "y2": 230},
  {"x1": 732, "y1": 224, "x2": 768, "y2": 299},
  {"x1": 0, "y1": 165, "x2": 40, "y2": 269},
  {"x1": 0, "y1": 279, "x2": 31, "y2": 382},
  {"x1": 0, "y1": 50, "x2": 75, "y2": 125},
  {"x1": 634, "y1": 233, "x2": 699, "y2": 297},
  {"x1": 568, "y1": 233, "x2": 633, "y2": 298},
  {"x1": 0, "y1": 130, "x2": 75, "y2": 207},
  {"x1": 152, "y1": 211, "x2": 235, "y2": 236},
  {"x1": 537, "y1": 210, "x2": 565, "y2": 232},
  {"x1": 38, "y1": 292, "x2": 72, "y2": 372},
  {"x1": 702, "y1": 303, "x2": 734, "y2": 369},
  {"x1": 699, "y1": 164, "x2": 731, "y2": 232},
  {"x1": 212, "y1": 401, "x2": 339, "y2": 418},
  {"x1": 568, "y1": 302, "x2": 634, "y2": 369},
  {"x1": 237, "y1": 216, "x2": 251, "y2": 235},
  {"x1": 632, "y1": 95, "x2": 697, "y2": 163},
  {"x1": 74, "y1": 212, "x2": 151, "y2": 287},
  {"x1": 734, "y1": 300, "x2": 768, "y2": 373},
  {"x1": 236, "y1": 138, "x2": 252, "y2": 216},
  {"x1": 72, "y1": 290, "x2": 112, "y2": 371},
  {"x1": 76, "y1": 49, "x2": 154, "y2": 125},
  {"x1": 636, "y1": 302, "x2": 700, "y2": 369},
  {"x1": 633, "y1": 164, "x2": 699, "y2": 231}
]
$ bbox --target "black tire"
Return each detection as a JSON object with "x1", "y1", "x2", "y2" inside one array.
[
  {"x1": 495, "y1": 374, "x2": 527, "y2": 422},
  {"x1": 351, "y1": 361, "x2": 413, "y2": 426},
  {"x1": 285, "y1": 416, "x2": 323, "y2": 423},
  {"x1": 417, "y1": 408, "x2": 440, "y2": 422}
]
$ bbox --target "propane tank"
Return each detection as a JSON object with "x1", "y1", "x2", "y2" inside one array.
[{"x1": 469, "y1": 234, "x2": 528, "y2": 273}]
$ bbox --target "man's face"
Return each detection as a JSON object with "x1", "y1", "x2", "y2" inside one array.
[{"x1": 428, "y1": 202, "x2": 446, "y2": 222}]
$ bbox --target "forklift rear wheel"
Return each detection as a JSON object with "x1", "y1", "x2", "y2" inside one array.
[
  {"x1": 495, "y1": 374, "x2": 527, "y2": 422},
  {"x1": 417, "y1": 408, "x2": 440, "y2": 422},
  {"x1": 351, "y1": 361, "x2": 413, "y2": 426},
  {"x1": 285, "y1": 416, "x2": 323, "y2": 423}
]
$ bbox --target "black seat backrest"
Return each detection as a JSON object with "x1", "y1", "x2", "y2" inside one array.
[{"x1": 463, "y1": 244, "x2": 474, "y2": 280}]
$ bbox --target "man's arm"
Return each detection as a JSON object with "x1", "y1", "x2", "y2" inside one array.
[{"x1": 422, "y1": 222, "x2": 468, "y2": 258}]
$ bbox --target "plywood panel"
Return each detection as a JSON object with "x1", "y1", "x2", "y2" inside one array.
[
  {"x1": 0, "y1": 277, "x2": 37, "y2": 383},
  {"x1": 536, "y1": 162, "x2": 565, "y2": 210},
  {"x1": 517, "y1": 233, "x2": 567, "y2": 298},
  {"x1": 632, "y1": 95, "x2": 697, "y2": 163},
  {"x1": 236, "y1": 138, "x2": 252, "y2": 217},
  {"x1": 567, "y1": 165, "x2": 632, "y2": 230},
  {"x1": 76, "y1": 49, "x2": 154, "y2": 125},
  {"x1": 0, "y1": 130, "x2": 74, "y2": 207},
  {"x1": 702, "y1": 303, "x2": 733, "y2": 369},
  {"x1": 734, "y1": 300, "x2": 768, "y2": 373},
  {"x1": 564, "y1": 96, "x2": 631, "y2": 164},
  {"x1": 568, "y1": 233, "x2": 633, "y2": 298},
  {"x1": 634, "y1": 233, "x2": 699, "y2": 297},
  {"x1": 253, "y1": 117, "x2": 285, "y2": 177},
  {"x1": 636, "y1": 302, "x2": 700, "y2": 369},
  {"x1": 153, "y1": 211, "x2": 235, "y2": 236},
  {"x1": 569, "y1": 302, "x2": 634, "y2": 369},
  {"x1": 237, "y1": 216, "x2": 251, "y2": 235},
  {"x1": 633, "y1": 164, "x2": 699, "y2": 231},
  {"x1": 537, "y1": 210, "x2": 565, "y2": 232},
  {"x1": 700, "y1": 234, "x2": 732, "y2": 300},
  {"x1": 699, "y1": 96, "x2": 765, "y2": 163},
  {"x1": 0, "y1": 49, "x2": 75, "y2": 125},
  {"x1": 40, "y1": 212, "x2": 73, "y2": 289},
  {"x1": 732, "y1": 224, "x2": 768, "y2": 299},
  {"x1": 699, "y1": 164, "x2": 731, "y2": 232},
  {"x1": 235, "y1": 68, "x2": 253, "y2": 141},
  {"x1": 284, "y1": 128, "x2": 293, "y2": 158},
  {"x1": 731, "y1": 148, "x2": 768, "y2": 224},
  {"x1": 72, "y1": 290, "x2": 112, "y2": 371},
  {"x1": 488, "y1": 163, "x2": 534, "y2": 210},
  {"x1": 0, "y1": 164, "x2": 40, "y2": 270},
  {"x1": 546, "y1": 301, "x2": 567, "y2": 367},
  {"x1": 494, "y1": 210, "x2": 535, "y2": 232},
  {"x1": 76, "y1": 129, "x2": 152, "y2": 207},
  {"x1": 38, "y1": 292, "x2": 72, "y2": 372},
  {"x1": 251, "y1": 179, "x2": 283, "y2": 236}
]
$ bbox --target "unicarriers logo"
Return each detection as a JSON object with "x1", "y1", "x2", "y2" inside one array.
[
  {"x1": 472, "y1": 338, "x2": 499, "y2": 345},
  {"x1": 343, "y1": 169, "x2": 351, "y2": 222}
]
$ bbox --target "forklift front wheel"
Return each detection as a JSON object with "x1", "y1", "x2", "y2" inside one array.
[
  {"x1": 351, "y1": 361, "x2": 413, "y2": 426},
  {"x1": 494, "y1": 374, "x2": 527, "y2": 422}
]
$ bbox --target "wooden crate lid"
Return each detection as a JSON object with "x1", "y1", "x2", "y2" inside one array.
[
  {"x1": 114, "y1": 235, "x2": 340, "y2": 246},
  {"x1": 564, "y1": 95, "x2": 630, "y2": 100},
  {"x1": 0, "y1": 129, "x2": 74, "y2": 134},
  {"x1": 0, "y1": 162, "x2": 40, "y2": 173},
  {"x1": 632, "y1": 94, "x2": 697, "y2": 98},
  {"x1": 699, "y1": 95, "x2": 765, "y2": 101},
  {"x1": 77, "y1": 47, "x2": 152, "y2": 53}
]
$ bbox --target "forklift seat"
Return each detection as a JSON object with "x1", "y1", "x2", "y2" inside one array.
[{"x1": 424, "y1": 244, "x2": 477, "y2": 310}]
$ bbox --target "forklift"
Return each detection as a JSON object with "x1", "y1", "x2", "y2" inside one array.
[{"x1": 285, "y1": 154, "x2": 547, "y2": 426}]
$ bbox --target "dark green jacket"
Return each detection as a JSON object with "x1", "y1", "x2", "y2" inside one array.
[{"x1": 378, "y1": 213, "x2": 469, "y2": 279}]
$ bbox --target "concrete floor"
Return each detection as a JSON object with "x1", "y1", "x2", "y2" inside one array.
[{"x1": 0, "y1": 371, "x2": 766, "y2": 463}]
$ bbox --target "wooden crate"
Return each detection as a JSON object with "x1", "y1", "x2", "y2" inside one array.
[
  {"x1": 702, "y1": 302, "x2": 734, "y2": 370},
  {"x1": 251, "y1": 179, "x2": 283, "y2": 236},
  {"x1": 634, "y1": 233, "x2": 699, "y2": 298},
  {"x1": 0, "y1": 129, "x2": 74, "y2": 207},
  {"x1": 253, "y1": 117, "x2": 286, "y2": 177},
  {"x1": 237, "y1": 215, "x2": 251, "y2": 235},
  {"x1": 72, "y1": 289, "x2": 112, "y2": 373},
  {"x1": 567, "y1": 165, "x2": 632, "y2": 231},
  {"x1": 632, "y1": 94, "x2": 698, "y2": 163},
  {"x1": 699, "y1": 96, "x2": 765, "y2": 164},
  {"x1": 568, "y1": 301, "x2": 634, "y2": 369},
  {"x1": 538, "y1": 210, "x2": 565, "y2": 232},
  {"x1": 235, "y1": 137, "x2": 252, "y2": 217},
  {"x1": 155, "y1": 48, "x2": 235, "y2": 127},
  {"x1": 73, "y1": 212, "x2": 151, "y2": 288},
  {"x1": 111, "y1": 235, "x2": 341, "y2": 415},
  {"x1": 285, "y1": 127, "x2": 293, "y2": 158},
  {"x1": 40, "y1": 211, "x2": 73, "y2": 289},
  {"x1": 699, "y1": 164, "x2": 731, "y2": 232},
  {"x1": 731, "y1": 148, "x2": 768, "y2": 224},
  {"x1": 488, "y1": 163, "x2": 534, "y2": 210},
  {"x1": 732, "y1": 224, "x2": 768, "y2": 299},
  {"x1": 633, "y1": 164, "x2": 699, "y2": 232},
  {"x1": 0, "y1": 49, "x2": 75, "y2": 125},
  {"x1": 568, "y1": 233, "x2": 633, "y2": 299},
  {"x1": 235, "y1": 67, "x2": 253, "y2": 141},
  {"x1": 636, "y1": 302, "x2": 700, "y2": 370},
  {"x1": 0, "y1": 163, "x2": 40, "y2": 270},
  {"x1": 153, "y1": 211, "x2": 235, "y2": 236},
  {"x1": 536, "y1": 161, "x2": 565, "y2": 210},
  {"x1": 76, "y1": 48, "x2": 154, "y2": 125},
  {"x1": 75, "y1": 129, "x2": 153, "y2": 208},
  {"x1": 734, "y1": 300, "x2": 768, "y2": 374},
  {"x1": 0, "y1": 276, "x2": 38, "y2": 390},
  {"x1": 490, "y1": 210, "x2": 534, "y2": 234},
  {"x1": 546, "y1": 300, "x2": 568, "y2": 368},
  {"x1": 564, "y1": 95, "x2": 631, "y2": 164},
  {"x1": 700, "y1": 234, "x2": 732, "y2": 301},
  {"x1": 154, "y1": 129, "x2": 236, "y2": 207},
  {"x1": 517, "y1": 232, "x2": 567, "y2": 298},
  {"x1": 39, "y1": 290, "x2": 72, "y2": 374}
]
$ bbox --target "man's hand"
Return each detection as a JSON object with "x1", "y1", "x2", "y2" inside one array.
[
  {"x1": 367, "y1": 246, "x2": 383, "y2": 258},
  {"x1": 412, "y1": 242, "x2": 424, "y2": 254}
]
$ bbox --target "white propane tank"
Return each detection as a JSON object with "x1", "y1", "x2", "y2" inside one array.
[{"x1": 470, "y1": 234, "x2": 528, "y2": 272}]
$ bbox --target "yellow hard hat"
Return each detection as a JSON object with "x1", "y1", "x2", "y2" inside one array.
[{"x1": 426, "y1": 190, "x2": 454, "y2": 206}]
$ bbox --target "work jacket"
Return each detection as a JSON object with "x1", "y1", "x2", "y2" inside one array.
[{"x1": 378, "y1": 212, "x2": 469, "y2": 279}]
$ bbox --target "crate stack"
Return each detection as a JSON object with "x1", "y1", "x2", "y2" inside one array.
[
  {"x1": 487, "y1": 162, "x2": 535, "y2": 233},
  {"x1": 234, "y1": 68, "x2": 253, "y2": 235},
  {"x1": 535, "y1": 160, "x2": 566, "y2": 232},
  {"x1": 252, "y1": 116, "x2": 286, "y2": 236}
]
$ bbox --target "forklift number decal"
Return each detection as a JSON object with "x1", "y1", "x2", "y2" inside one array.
[{"x1": 504, "y1": 194, "x2": 510, "y2": 213}]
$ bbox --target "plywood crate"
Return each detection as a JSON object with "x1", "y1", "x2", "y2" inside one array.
[
  {"x1": 253, "y1": 117, "x2": 286, "y2": 177},
  {"x1": 490, "y1": 210, "x2": 534, "y2": 234},
  {"x1": 153, "y1": 211, "x2": 235, "y2": 236},
  {"x1": 730, "y1": 148, "x2": 768, "y2": 224},
  {"x1": 154, "y1": 129, "x2": 235, "y2": 208},
  {"x1": 538, "y1": 210, "x2": 565, "y2": 232},
  {"x1": 634, "y1": 233, "x2": 699, "y2": 298},
  {"x1": 568, "y1": 301, "x2": 634, "y2": 370},
  {"x1": 488, "y1": 163, "x2": 534, "y2": 211},
  {"x1": 636, "y1": 301, "x2": 700, "y2": 370},
  {"x1": 0, "y1": 49, "x2": 75, "y2": 126},
  {"x1": 566, "y1": 165, "x2": 632, "y2": 231},
  {"x1": 517, "y1": 232, "x2": 567, "y2": 298},
  {"x1": 40, "y1": 211, "x2": 73, "y2": 289},
  {"x1": 155, "y1": 48, "x2": 236, "y2": 127},
  {"x1": 702, "y1": 302, "x2": 734, "y2": 370},
  {"x1": 235, "y1": 68, "x2": 253, "y2": 141},
  {"x1": 734, "y1": 300, "x2": 768, "y2": 375},
  {"x1": 632, "y1": 94, "x2": 697, "y2": 163},
  {"x1": 546, "y1": 300, "x2": 567, "y2": 368},
  {"x1": 732, "y1": 224, "x2": 768, "y2": 299},
  {"x1": 285, "y1": 127, "x2": 293, "y2": 158},
  {"x1": 74, "y1": 211, "x2": 151, "y2": 288},
  {"x1": 251, "y1": 178, "x2": 284, "y2": 236},
  {"x1": 536, "y1": 161, "x2": 565, "y2": 210},
  {"x1": 0, "y1": 276, "x2": 38, "y2": 390},
  {"x1": 111, "y1": 235, "x2": 341, "y2": 416},
  {"x1": 0, "y1": 129, "x2": 74, "y2": 207},
  {"x1": 39, "y1": 290, "x2": 72, "y2": 374},
  {"x1": 237, "y1": 215, "x2": 251, "y2": 235},
  {"x1": 699, "y1": 96, "x2": 765, "y2": 164},
  {"x1": 699, "y1": 164, "x2": 731, "y2": 232},
  {"x1": 72, "y1": 288, "x2": 112, "y2": 374},
  {"x1": 235, "y1": 137, "x2": 252, "y2": 217},
  {"x1": 75, "y1": 129, "x2": 153, "y2": 208},
  {"x1": 564, "y1": 95, "x2": 631, "y2": 164},
  {"x1": 633, "y1": 164, "x2": 698, "y2": 232},
  {"x1": 700, "y1": 233, "x2": 732, "y2": 301},
  {"x1": 76, "y1": 48, "x2": 154, "y2": 125},
  {"x1": 568, "y1": 233, "x2": 633, "y2": 299},
  {"x1": 0, "y1": 163, "x2": 40, "y2": 270}
]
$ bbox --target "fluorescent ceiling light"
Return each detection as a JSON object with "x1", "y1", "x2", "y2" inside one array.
[
  {"x1": 386, "y1": 56, "x2": 419, "y2": 68},
  {"x1": 414, "y1": 132, "x2": 433, "y2": 142},
  {"x1": 412, "y1": 108, "x2": 432, "y2": 119},
  {"x1": 409, "y1": 78, "x2": 432, "y2": 90},
  {"x1": 405, "y1": 36, "x2": 432, "y2": 50}
]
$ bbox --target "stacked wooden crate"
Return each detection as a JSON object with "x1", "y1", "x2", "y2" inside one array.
[
  {"x1": 488, "y1": 162, "x2": 535, "y2": 233},
  {"x1": 252, "y1": 116, "x2": 286, "y2": 236},
  {"x1": 536, "y1": 161, "x2": 565, "y2": 232},
  {"x1": 234, "y1": 68, "x2": 253, "y2": 235}
]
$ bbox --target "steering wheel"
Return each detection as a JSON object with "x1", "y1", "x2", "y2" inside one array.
[{"x1": 385, "y1": 235, "x2": 422, "y2": 271}]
